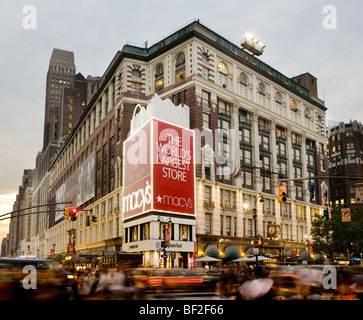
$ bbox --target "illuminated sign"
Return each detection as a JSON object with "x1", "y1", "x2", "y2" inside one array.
[{"x1": 123, "y1": 118, "x2": 195, "y2": 220}]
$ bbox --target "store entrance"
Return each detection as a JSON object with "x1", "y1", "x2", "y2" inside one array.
[{"x1": 178, "y1": 252, "x2": 188, "y2": 268}]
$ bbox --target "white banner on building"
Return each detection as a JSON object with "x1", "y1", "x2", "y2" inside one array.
[{"x1": 55, "y1": 151, "x2": 96, "y2": 221}]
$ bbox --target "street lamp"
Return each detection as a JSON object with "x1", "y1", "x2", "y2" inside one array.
[
  {"x1": 157, "y1": 216, "x2": 172, "y2": 268},
  {"x1": 244, "y1": 193, "x2": 264, "y2": 265}
]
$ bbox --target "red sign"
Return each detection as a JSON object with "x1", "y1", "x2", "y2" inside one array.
[
  {"x1": 291, "y1": 251, "x2": 297, "y2": 257},
  {"x1": 341, "y1": 208, "x2": 351, "y2": 222},
  {"x1": 165, "y1": 226, "x2": 170, "y2": 246},
  {"x1": 68, "y1": 243, "x2": 74, "y2": 254},
  {"x1": 123, "y1": 118, "x2": 195, "y2": 220},
  {"x1": 50, "y1": 249, "x2": 54, "y2": 258}
]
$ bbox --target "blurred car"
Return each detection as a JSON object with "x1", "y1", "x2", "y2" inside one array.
[
  {"x1": 0, "y1": 258, "x2": 73, "y2": 300},
  {"x1": 145, "y1": 268, "x2": 220, "y2": 297}
]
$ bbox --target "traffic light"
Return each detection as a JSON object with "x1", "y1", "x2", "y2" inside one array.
[
  {"x1": 323, "y1": 208, "x2": 329, "y2": 221},
  {"x1": 256, "y1": 235, "x2": 263, "y2": 247},
  {"x1": 86, "y1": 215, "x2": 90, "y2": 227},
  {"x1": 278, "y1": 185, "x2": 287, "y2": 203},
  {"x1": 91, "y1": 215, "x2": 98, "y2": 226},
  {"x1": 69, "y1": 207, "x2": 78, "y2": 221},
  {"x1": 64, "y1": 207, "x2": 70, "y2": 220}
]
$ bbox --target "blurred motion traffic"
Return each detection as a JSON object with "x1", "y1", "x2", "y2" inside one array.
[{"x1": 1, "y1": 257, "x2": 362, "y2": 300}]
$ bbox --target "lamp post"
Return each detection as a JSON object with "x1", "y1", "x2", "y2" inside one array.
[
  {"x1": 244, "y1": 193, "x2": 264, "y2": 266},
  {"x1": 157, "y1": 216, "x2": 172, "y2": 268}
]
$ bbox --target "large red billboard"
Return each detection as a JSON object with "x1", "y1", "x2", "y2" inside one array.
[{"x1": 123, "y1": 118, "x2": 195, "y2": 220}]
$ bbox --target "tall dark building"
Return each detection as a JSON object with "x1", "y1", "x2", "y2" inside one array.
[
  {"x1": 328, "y1": 120, "x2": 363, "y2": 204},
  {"x1": 43, "y1": 49, "x2": 76, "y2": 151},
  {"x1": 59, "y1": 72, "x2": 88, "y2": 139}
]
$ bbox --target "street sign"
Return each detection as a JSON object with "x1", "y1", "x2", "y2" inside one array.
[{"x1": 341, "y1": 208, "x2": 351, "y2": 222}]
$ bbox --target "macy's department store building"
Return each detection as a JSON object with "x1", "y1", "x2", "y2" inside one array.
[{"x1": 45, "y1": 21, "x2": 327, "y2": 268}]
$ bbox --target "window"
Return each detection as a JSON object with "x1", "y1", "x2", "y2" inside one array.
[
  {"x1": 240, "y1": 127, "x2": 251, "y2": 145},
  {"x1": 290, "y1": 100, "x2": 299, "y2": 122},
  {"x1": 202, "y1": 66, "x2": 209, "y2": 80},
  {"x1": 203, "y1": 112, "x2": 210, "y2": 129},
  {"x1": 175, "y1": 53, "x2": 186, "y2": 83},
  {"x1": 347, "y1": 153, "x2": 356, "y2": 160},
  {"x1": 290, "y1": 100, "x2": 298, "y2": 111},
  {"x1": 202, "y1": 90, "x2": 210, "y2": 109},
  {"x1": 294, "y1": 148, "x2": 301, "y2": 162},
  {"x1": 180, "y1": 225, "x2": 188, "y2": 241},
  {"x1": 205, "y1": 213, "x2": 212, "y2": 234},
  {"x1": 242, "y1": 149, "x2": 252, "y2": 165},
  {"x1": 347, "y1": 143, "x2": 354, "y2": 150},
  {"x1": 201, "y1": 52, "x2": 209, "y2": 62},
  {"x1": 238, "y1": 73, "x2": 248, "y2": 98},
  {"x1": 140, "y1": 223, "x2": 150, "y2": 240},
  {"x1": 131, "y1": 82, "x2": 141, "y2": 95},
  {"x1": 258, "y1": 83, "x2": 266, "y2": 107},
  {"x1": 226, "y1": 216, "x2": 231, "y2": 236},
  {"x1": 260, "y1": 135, "x2": 269, "y2": 151},
  {"x1": 218, "y1": 100, "x2": 230, "y2": 115},
  {"x1": 131, "y1": 69, "x2": 141, "y2": 78},
  {"x1": 278, "y1": 161, "x2": 287, "y2": 177},
  {"x1": 275, "y1": 92, "x2": 283, "y2": 114},
  {"x1": 218, "y1": 62, "x2": 228, "y2": 88},
  {"x1": 294, "y1": 166, "x2": 302, "y2": 178},
  {"x1": 276, "y1": 126, "x2": 286, "y2": 139},
  {"x1": 277, "y1": 142, "x2": 286, "y2": 157},
  {"x1": 155, "y1": 63, "x2": 164, "y2": 92}
]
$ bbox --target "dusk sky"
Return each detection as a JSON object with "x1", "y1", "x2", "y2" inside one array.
[{"x1": 1, "y1": 0, "x2": 362, "y2": 239}]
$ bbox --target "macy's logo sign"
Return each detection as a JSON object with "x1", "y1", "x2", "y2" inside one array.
[
  {"x1": 156, "y1": 194, "x2": 193, "y2": 210},
  {"x1": 123, "y1": 181, "x2": 152, "y2": 213}
]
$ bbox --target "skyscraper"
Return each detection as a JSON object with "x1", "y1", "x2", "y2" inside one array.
[
  {"x1": 328, "y1": 120, "x2": 363, "y2": 204},
  {"x1": 43, "y1": 49, "x2": 76, "y2": 151}
]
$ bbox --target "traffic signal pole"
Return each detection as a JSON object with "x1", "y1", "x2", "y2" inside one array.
[
  {"x1": 0, "y1": 201, "x2": 72, "y2": 220},
  {"x1": 277, "y1": 176, "x2": 363, "y2": 183}
]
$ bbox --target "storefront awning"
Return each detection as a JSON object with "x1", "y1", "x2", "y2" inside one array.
[
  {"x1": 203, "y1": 244, "x2": 220, "y2": 259},
  {"x1": 223, "y1": 245, "x2": 241, "y2": 261}
]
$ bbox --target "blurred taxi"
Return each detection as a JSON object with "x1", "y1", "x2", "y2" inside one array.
[{"x1": 144, "y1": 268, "x2": 220, "y2": 297}]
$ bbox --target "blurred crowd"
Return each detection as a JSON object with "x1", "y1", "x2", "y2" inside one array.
[
  {"x1": 0, "y1": 263, "x2": 362, "y2": 300},
  {"x1": 222, "y1": 264, "x2": 363, "y2": 300}
]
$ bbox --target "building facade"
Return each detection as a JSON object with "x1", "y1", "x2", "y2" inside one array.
[
  {"x1": 40, "y1": 21, "x2": 328, "y2": 266},
  {"x1": 328, "y1": 120, "x2": 363, "y2": 205}
]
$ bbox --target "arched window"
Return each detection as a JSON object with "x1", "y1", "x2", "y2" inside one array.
[
  {"x1": 275, "y1": 92, "x2": 282, "y2": 114},
  {"x1": 218, "y1": 62, "x2": 228, "y2": 88},
  {"x1": 238, "y1": 72, "x2": 248, "y2": 98},
  {"x1": 290, "y1": 100, "x2": 298, "y2": 111},
  {"x1": 258, "y1": 83, "x2": 266, "y2": 107},
  {"x1": 155, "y1": 63, "x2": 164, "y2": 92},
  {"x1": 304, "y1": 108, "x2": 312, "y2": 129},
  {"x1": 131, "y1": 69, "x2": 141, "y2": 77},
  {"x1": 175, "y1": 53, "x2": 186, "y2": 83},
  {"x1": 290, "y1": 100, "x2": 299, "y2": 122},
  {"x1": 201, "y1": 52, "x2": 209, "y2": 62}
]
